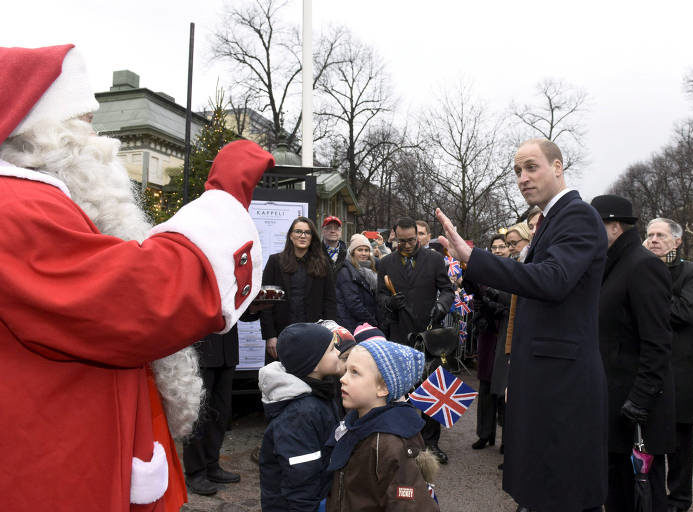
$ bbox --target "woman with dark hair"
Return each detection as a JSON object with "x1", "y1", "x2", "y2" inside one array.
[
  {"x1": 260, "y1": 216, "x2": 337, "y2": 359},
  {"x1": 335, "y1": 234, "x2": 379, "y2": 332}
]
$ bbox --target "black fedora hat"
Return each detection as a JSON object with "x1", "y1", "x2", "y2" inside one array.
[{"x1": 590, "y1": 194, "x2": 638, "y2": 224}]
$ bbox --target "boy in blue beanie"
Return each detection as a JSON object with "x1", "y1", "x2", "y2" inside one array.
[
  {"x1": 325, "y1": 340, "x2": 439, "y2": 511},
  {"x1": 258, "y1": 323, "x2": 342, "y2": 512}
]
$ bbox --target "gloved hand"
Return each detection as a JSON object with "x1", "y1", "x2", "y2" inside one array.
[
  {"x1": 430, "y1": 302, "x2": 447, "y2": 325},
  {"x1": 388, "y1": 293, "x2": 408, "y2": 311},
  {"x1": 621, "y1": 399, "x2": 649, "y2": 425},
  {"x1": 205, "y1": 140, "x2": 275, "y2": 209}
]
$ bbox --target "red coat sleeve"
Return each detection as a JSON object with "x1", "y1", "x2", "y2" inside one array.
[{"x1": 0, "y1": 184, "x2": 224, "y2": 367}]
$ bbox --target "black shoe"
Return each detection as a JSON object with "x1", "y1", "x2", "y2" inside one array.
[
  {"x1": 428, "y1": 444, "x2": 448, "y2": 465},
  {"x1": 472, "y1": 438, "x2": 489, "y2": 450},
  {"x1": 207, "y1": 466, "x2": 241, "y2": 484},
  {"x1": 186, "y1": 474, "x2": 218, "y2": 496}
]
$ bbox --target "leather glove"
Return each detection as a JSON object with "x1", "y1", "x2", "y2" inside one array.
[
  {"x1": 430, "y1": 302, "x2": 447, "y2": 325},
  {"x1": 621, "y1": 399, "x2": 649, "y2": 425},
  {"x1": 388, "y1": 293, "x2": 408, "y2": 311},
  {"x1": 205, "y1": 140, "x2": 275, "y2": 209}
]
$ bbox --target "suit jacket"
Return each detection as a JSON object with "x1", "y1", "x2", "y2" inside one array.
[
  {"x1": 598, "y1": 227, "x2": 674, "y2": 453},
  {"x1": 259, "y1": 253, "x2": 337, "y2": 340},
  {"x1": 376, "y1": 247, "x2": 454, "y2": 344},
  {"x1": 669, "y1": 260, "x2": 693, "y2": 423},
  {"x1": 464, "y1": 190, "x2": 608, "y2": 511}
]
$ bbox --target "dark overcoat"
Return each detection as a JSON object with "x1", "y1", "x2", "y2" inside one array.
[
  {"x1": 668, "y1": 259, "x2": 693, "y2": 423},
  {"x1": 335, "y1": 259, "x2": 378, "y2": 332},
  {"x1": 376, "y1": 247, "x2": 454, "y2": 344},
  {"x1": 464, "y1": 190, "x2": 608, "y2": 511},
  {"x1": 259, "y1": 252, "x2": 337, "y2": 340},
  {"x1": 598, "y1": 227, "x2": 675, "y2": 454}
]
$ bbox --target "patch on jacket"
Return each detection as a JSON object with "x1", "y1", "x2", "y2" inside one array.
[{"x1": 397, "y1": 486, "x2": 415, "y2": 500}]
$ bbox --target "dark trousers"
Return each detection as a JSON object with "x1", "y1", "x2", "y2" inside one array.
[
  {"x1": 183, "y1": 366, "x2": 235, "y2": 477},
  {"x1": 667, "y1": 422, "x2": 693, "y2": 510},
  {"x1": 421, "y1": 414, "x2": 441, "y2": 446},
  {"x1": 605, "y1": 452, "x2": 667, "y2": 512},
  {"x1": 476, "y1": 379, "x2": 496, "y2": 442}
]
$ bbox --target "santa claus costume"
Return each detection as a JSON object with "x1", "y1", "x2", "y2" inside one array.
[{"x1": 0, "y1": 44, "x2": 274, "y2": 511}]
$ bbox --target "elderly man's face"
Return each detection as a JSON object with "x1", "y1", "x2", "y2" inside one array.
[
  {"x1": 514, "y1": 144, "x2": 564, "y2": 210},
  {"x1": 646, "y1": 221, "x2": 681, "y2": 257},
  {"x1": 322, "y1": 222, "x2": 342, "y2": 243}
]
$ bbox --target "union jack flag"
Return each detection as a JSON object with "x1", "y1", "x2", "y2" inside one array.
[
  {"x1": 451, "y1": 292, "x2": 472, "y2": 315},
  {"x1": 408, "y1": 366, "x2": 478, "y2": 428},
  {"x1": 458, "y1": 322, "x2": 467, "y2": 343},
  {"x1": 444, "y1": 256, "x2": 462, "y2": 279}
]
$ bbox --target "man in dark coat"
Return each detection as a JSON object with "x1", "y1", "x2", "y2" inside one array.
[
  {"x1": 645, "y1": 217, "x2": 693, "y2": 512},
  {"x1": 591, "y1": 195, "x2": 675, "y2": 511},
  {"x1": 437, "y1": 139, "x2": 608, "y2": 512},
  {"x1": 183, "y1": 326, "x2": 242, "y2": 495},
  {"x1": 376, "y1": 216, "x2": 454, "y2": 463},
  {"x1": 321, "y1": 216, "x2": 347, "y2": 273}
]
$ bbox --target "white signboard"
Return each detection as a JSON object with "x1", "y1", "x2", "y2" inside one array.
[{"x1": 236, "y1": 200, "x2": 309, "y2": 370}]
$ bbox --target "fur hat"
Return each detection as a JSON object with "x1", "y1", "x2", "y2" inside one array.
[
  {"x1": 0, "y1": 44, "x2": 99, "y2": 146},
  {"x1": 359, "y1": 340, "x2": 425, "y2": 402},
  {"x1": 277, "y1": 323, "x2": 334, "y2": 378},
  {"x1": 348, "y1": 233, "x2": 371, "y2": 255}
]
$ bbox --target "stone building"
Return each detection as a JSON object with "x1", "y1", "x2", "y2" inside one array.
[{"x1": 92, "y1": 70, "x2": 207, "y2": 197}]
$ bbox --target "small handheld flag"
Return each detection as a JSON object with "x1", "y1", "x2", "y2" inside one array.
[
  {"x1": 444, "y1": 256, "x2": 462, "y2": 279},
  {"x1": 409, "y1": 366, "x2": 477, "y2": 428}
]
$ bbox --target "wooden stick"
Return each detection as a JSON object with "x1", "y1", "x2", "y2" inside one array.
[{"x1": 384, "y1": 275, "x2": 396, "y2": 295}]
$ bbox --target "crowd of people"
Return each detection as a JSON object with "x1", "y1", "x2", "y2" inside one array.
[{"x1": 2, "y1": 44, "x2": 693, "y2": 512}]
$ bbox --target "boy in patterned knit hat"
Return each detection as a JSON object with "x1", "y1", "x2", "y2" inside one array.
[{"x1": 325, "y1": 340, "x2": 439, "y2": 511}]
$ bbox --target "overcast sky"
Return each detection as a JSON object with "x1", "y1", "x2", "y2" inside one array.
[{"x1": 7, "y1": 0, "x2": 693, "y2": 200}]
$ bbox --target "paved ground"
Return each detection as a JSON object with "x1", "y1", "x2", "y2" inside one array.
[{"x1": 178, "y1": 374, "x2": 517, "y2": 512}]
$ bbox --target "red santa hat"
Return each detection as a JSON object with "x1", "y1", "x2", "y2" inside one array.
[{"x1": 0, "y1": 44, "x2": 100, "y2": 146}]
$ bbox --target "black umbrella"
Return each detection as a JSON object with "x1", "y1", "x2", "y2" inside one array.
[{"x1": 631, "y1": 424, "x2": 654, "y2": 512}]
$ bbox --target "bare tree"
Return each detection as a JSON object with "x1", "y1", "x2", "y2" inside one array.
[
  {"x1": 212, "y1": 0, "x2": 343, "y2": 149},
  {"x1": 511, "y1": 78, "x2": 589, "y2": 172},
  {"x1": 422, "y1": 83, "x2": 514, "y2": 242},
  {"x1": 316, "y1": 32, "x2": 393, "y2": 192}
]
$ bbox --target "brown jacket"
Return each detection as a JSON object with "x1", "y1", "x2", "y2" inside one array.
[{"x1": 326, "y1": 432, "x2": 439, "y2": 512}]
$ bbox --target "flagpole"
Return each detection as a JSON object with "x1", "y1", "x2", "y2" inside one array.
[{"x1": 301, "y1": 0, "x2": 313, "y2": 168}]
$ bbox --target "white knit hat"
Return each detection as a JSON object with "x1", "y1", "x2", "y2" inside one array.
[{"x1": 348, "y1": 233, "x2": 371, "y2": 254}]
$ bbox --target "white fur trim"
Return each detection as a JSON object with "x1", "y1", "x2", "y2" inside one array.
[
  {"x1": 11, "y1": 48, "x2": 99, "y2": 138},
  {"x1": 130, "y1": 441, "x2": 168, "y2": 505},
  {"x1": 0, "y1": 159, "x2": 71, "y2": 197},
  {"x1": 148, "y1": 189, "x2": 262, "y2": 333}
]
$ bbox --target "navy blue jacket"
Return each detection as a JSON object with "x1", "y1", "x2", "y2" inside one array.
[
  {"x1": 335, "y1": 259, "x2": 377, "y2": 332},
  {"x1": 258, "y1": 362, "x2": 340, "y2": 512},
  {"x1": 465, "y1": 190, "x2": 608, "y2": 511}
]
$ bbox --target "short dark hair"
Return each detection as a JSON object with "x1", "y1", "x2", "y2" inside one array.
[
  {"x1": 522, "y1": 138, "x2": 563, "y2": 166},
  {"x1": 415, "y1": 220, "x2": 430, "y2": 234},
  {"x1": 393, "y1": 217, "x2": 416, "y2": 232},
  {"x1": 490, "y1": 234, "x2": 506, "y2": 245}
]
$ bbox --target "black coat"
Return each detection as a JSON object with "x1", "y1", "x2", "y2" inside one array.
[
  {"x1": 464, "y1": 190, "x2": 608, "y2": 511},
  {"x1": 599, "y1": 228, "x2": 675, "y2": 454},
  {"x1": 260, "y1": 253, "x2": 337, "y2": 340},
  {"x1": 376, "y1": 247, "x2": 454, "y2": 344},
  {"x1": 335, "y1": 259, "x2": 378, "y2": 332},
  {"x1": 668, "y1": 259, "x2": 693, "y2": 422},
  {"x1": 323, "y1": 240, "x2": 347, "y2": 274},
  {"x1": 195, "y1": 327, "x2": 239, "y2": 368}
]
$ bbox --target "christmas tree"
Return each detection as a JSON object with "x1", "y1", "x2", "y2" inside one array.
[{"x1": 142, "y1": 88, "x2": 239, "y2": 223}]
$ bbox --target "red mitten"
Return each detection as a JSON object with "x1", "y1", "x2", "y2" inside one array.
[{"x1": 205, "y1": 140, "x2": 275, "y2": 209}]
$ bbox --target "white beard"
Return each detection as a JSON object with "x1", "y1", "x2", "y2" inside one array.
[{"x1": 0, "y1": 118, "x2": 203, "y2": 439}]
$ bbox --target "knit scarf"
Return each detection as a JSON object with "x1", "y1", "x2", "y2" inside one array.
[
  {"x1": 326, "y1": 401, "x2": 424, "y2": 472},
  {"x1": 357, "y1": 260, "x2": 378, "y2": 291}
]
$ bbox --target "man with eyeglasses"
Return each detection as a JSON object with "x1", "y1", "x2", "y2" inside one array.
[
  {"x1": 376, "y1": 216, "x2": 454, "y2": 464},
  {"x1": 322, "y1": 216, "x2": 347, "y2": 273}
]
